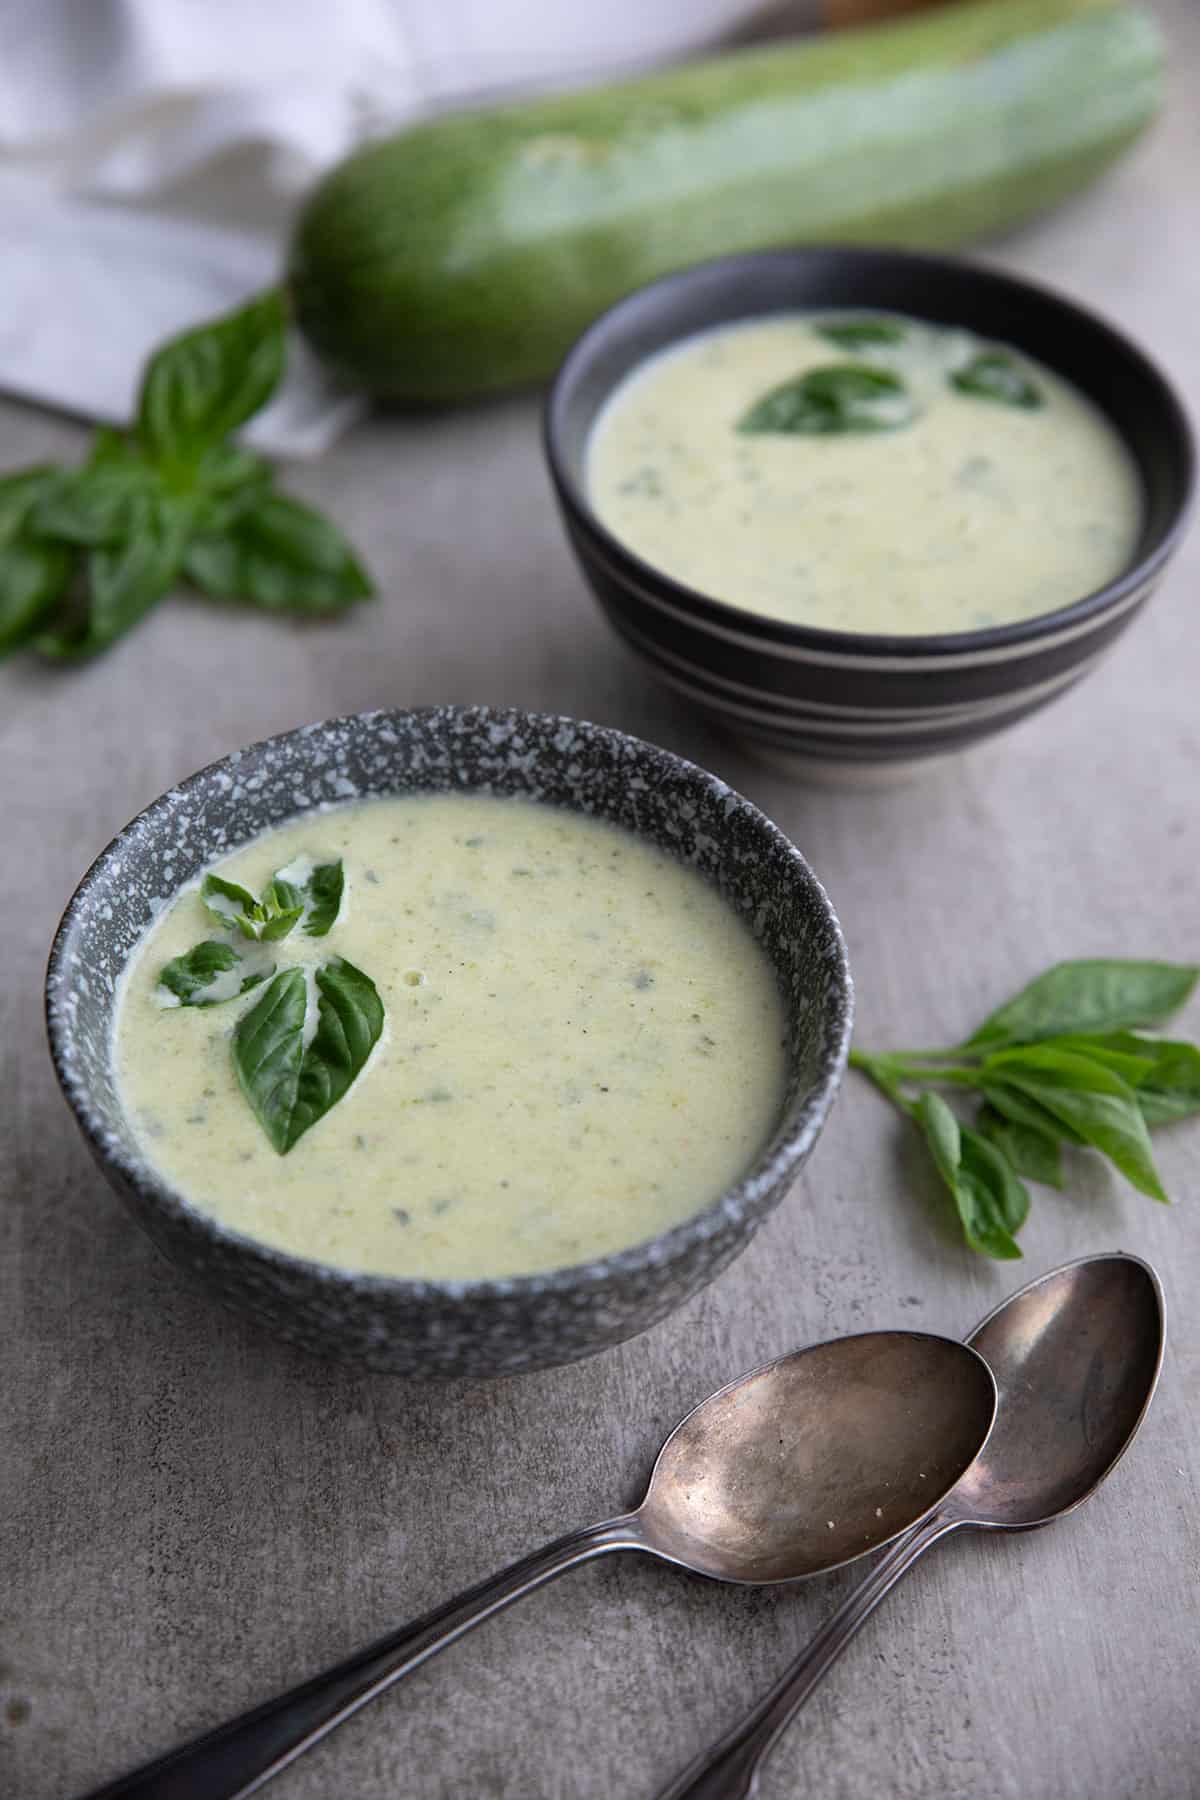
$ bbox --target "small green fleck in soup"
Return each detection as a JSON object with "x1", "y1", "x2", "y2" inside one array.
[
  {"x1": 585, "y1": 312, "x2": 1142, "y2": 636},
  {"x1": 114, "y1": 794, "x2": 789, "y2": 1280}
]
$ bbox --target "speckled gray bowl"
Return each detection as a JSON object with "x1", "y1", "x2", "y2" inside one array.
[{"x1": 45, "y1": 707, "x2": 852, "y2": 1377}]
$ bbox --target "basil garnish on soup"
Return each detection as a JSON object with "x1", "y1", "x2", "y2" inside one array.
[
  {"x1": 815, "y1": 317, "x2": 907, "y2": 349},
  {"x1": 201, "y1": 872, "x2": 300, "y2": 941},
  {"x1": 297, "y1": 859, "x2": 345, "y2": 937},
  {"x1": 200, "y1": 856, "x2": 345, "y2": 942},
  {"x1": 586, "y1": 309, "x2": 1140, "y2": 637},
  {"x1": 738, "y1": 365, "x2": 916, "y2": 436},
  {"x1": 157, "y1": 939, "x2": 273, "y2": 1007},
  {"x1": 161, "y1": 853, "x2": 377, "y2": 1151},
  {"x1": 950, "y1": 351, "x2": 1044, "y2": 410},
  {"x1": 232, "y1": 958, "x2": 385, "y2": 1154}
]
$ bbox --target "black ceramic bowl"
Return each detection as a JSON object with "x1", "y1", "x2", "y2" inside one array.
[
  {"x1": 545, "y1": 247, "x2": 1195, "y2": 777},
  {"x1": 46, "y1": 707, "x2": 852, "y2": 1377}
]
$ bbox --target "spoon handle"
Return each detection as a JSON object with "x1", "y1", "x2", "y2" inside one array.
[
  {"x1": 656, "y1": 1510, "x2": 962, "y2": 1800},
  {"x1": 81, "y1": 1515, "x2": 640, "y2": 1800}
]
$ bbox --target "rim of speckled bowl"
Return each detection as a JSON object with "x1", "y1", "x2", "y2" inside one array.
[
  {"x1": 45, "y1": 705, "x2": 854, "y2": 1310},
  {"x1": 544, "y1": 244, "x2": 1196, "y2": 662}
]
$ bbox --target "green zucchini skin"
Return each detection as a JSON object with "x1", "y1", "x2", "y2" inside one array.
[{"x1": 288, "y1": 0, "x2": 1161, "y2": 403}]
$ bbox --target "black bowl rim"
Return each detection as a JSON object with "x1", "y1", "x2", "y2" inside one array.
[
  {"x1": 45, "y1": 704, "x2": 853, "y2": 1309},
  {"x1": 544, "y1": 244, "x2": 1196, "y2": 661}
]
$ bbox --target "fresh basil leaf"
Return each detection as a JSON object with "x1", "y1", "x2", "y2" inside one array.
[
  {"x1": 29, "y1": 462, "x2": 162, "y2": 546},
  {"x1": 303, "y1": 861, "x2": 344, "y2": 937},
  {"x1": 0, "y1": 538, "x2": 73, "y2": 654},
  {"x1": 966, "y1": 960, "x2": 1200, "y2": 1051},
  {"x1": 947, "y1": 1162, "x2": 1020, "y2": 1258},
  {"x1": 266, "y1": 875, "x2": 305, "y2": 914},
  {"x1": 917, "y1": 1089, "x2": 961, "y2": 1185},
  {"x1": 979, "y1": 1080, "x2": 1084, "y2": 1146},
  {"x1": 985, "y1": 1052, "x2": 1166, "y2": 1203},
  {"x1": 190, "y1": 443, "x2": 275, "y2": 534},
  {"x1": 916, "y1": 1093, "x2": 1024, "y2": 1259},
  {"x1": 36, "y1": 496, "x2": 192, "y2": 661},
  {"x1": 950, "y1": 351, "x2": 1043, "y2": 409},
  {"x1": 266, "y1": 859, "x2": 344, "y2": 936},
  {"x1": 201, "y1": 873, "x2": 261, "y2": 937},
  {"x1": 985, "y1": 1044, "x2": 1141, "y2": 1096},
  {"x1": 290, "y1": 958, "x2": 385, "y2": 1146},
  {"x1": 0, "y1": 465, "x2": 62, "y2": 541},
  {"x1": 160, "y1": 939, "x2": 236, "y2": 1000},
  {"x1": 984, "y1": 1044, "x2": 1141, "y2": 1101},
  {"x1": 0, "y1": 468, "x2": 74, "y2": 653},
  {"x1": 978, "y1": 1104, "x2": 1065, "y2": 1189},
  {"x1": 87, "y1": 428, "x2": 139, "y2": 469},
  {"x1": 184, "y1": 492, "x2": 372, "y2": 615},
  {"x1": 1064, "y1": 1030, "x2": 1173, "y2": 1061},
  {"x1": 232, "y1": 967, "x2": 307, "y2": 1152},
  {"x1": 1085, "y1": 1037, "x2": 1200, "y2": 1125},
  {"x1": 233, "y1": 957, "x2": 384, "y2": 1154},
  {"x1": 196, "y1": 443, "x2": 271, "y2": 495},
  {"x1": 816, "y1": 318, "x2": 906, "y2": 348},
  {"x1": 1044, "y1": 1037, "x2": 1159, "y2": 1088},
  {"x1": 738, "y1": 365, "x2": 916, "y2": 437},
  {"x1": 1046, "y1": 1032, "x2": 1200, "y2": 1123},
  {"x1": 1139, "y1": 1042, "x2": 1200, "y2": 1122},
  {"x1": 258, "y1": 879, "x2": 305, "y2": 941},
  {"x1": 1137, "y1": 1086, "x2": 1200, "y2": 1126},
  {"x1": 961, "y1": 1126, "x2": 1030, "y2": 1237},
  {"x1": 137, "y1": 288, "x2": 287, "y2": 467},
  {"x1": 158, "y1": 939, "x2": 272, "y2": 1007}
]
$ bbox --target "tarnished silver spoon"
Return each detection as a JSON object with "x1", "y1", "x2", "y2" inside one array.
[
  {"x1": 659, "y1": 1251, "x2": 1165, "y2": 1800},
  {"x1": 83, "y1": 1330, "x2": 995, "y2": 1799}
]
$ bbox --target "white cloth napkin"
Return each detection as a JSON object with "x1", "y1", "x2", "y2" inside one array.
[{"x1": 0, "y1": 0, "x2": 803, "y2": 458}]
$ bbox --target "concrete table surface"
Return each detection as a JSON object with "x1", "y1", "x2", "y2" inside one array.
[{"x1": 4, "y1": 7, "x2": 1198, "y2": 1796}]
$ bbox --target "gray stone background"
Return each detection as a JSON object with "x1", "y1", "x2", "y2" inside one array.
[{"x1": 3, "y1": 4, "x2": 1198, "y2": 1795}]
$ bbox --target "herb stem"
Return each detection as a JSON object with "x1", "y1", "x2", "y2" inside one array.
[
  {"x1": 890, "y1": 1063, "x2": 983, "y2": 1087},
  {"x1": 849, "y1": 1048, "x2": 983, "y2": 1090},
  {"x1": 847, "y1": 1050, "x2": 916, "y2": 1117}
]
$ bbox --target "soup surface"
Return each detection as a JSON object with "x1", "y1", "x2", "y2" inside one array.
[
  {"x1": 586, "y1": 312, "x2": 1142, "y2": 636},
  {"x1": 115, "y1": 794, "x2": 788, "y2": 1280}
]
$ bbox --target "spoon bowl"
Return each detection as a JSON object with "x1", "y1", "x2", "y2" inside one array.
[
  {"x1": 958, "y1": 1253, "x2": 1164, "y2": 1529},
  {"x1": 639, "y1": 1330, "x2": 997, "y2": 1582}
]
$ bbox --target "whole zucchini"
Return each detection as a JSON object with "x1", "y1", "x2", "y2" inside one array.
[{"x1": 289, "y1": 0, "x2": 1161, "y2": 403}]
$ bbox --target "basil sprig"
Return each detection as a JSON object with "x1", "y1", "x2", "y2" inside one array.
[
  {"x1": 200, "y1": 858, "x2": 344, "y2": 942},
  {"x1": 159, "y1": 854, "x2": 375, "y2": 1151},
  {"x1": 201, "y1": 873, "x2": 304, "y2": 943},
  {"x1": 232, "y1": 958, "x2": 385, "y2": 1154},
  {"x1": 852, "y1": 958, "x2": 1200, "y2": 1259},
  {"x1": 739, "y1": 364, "x2": 916, "y2": 437},
  {"x1": 0, "y1": 289, "x2": 371, "y2": 664}
]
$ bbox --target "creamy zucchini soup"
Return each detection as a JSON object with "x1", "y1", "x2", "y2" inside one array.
[
  {"x1": 114, "y1": 794, "x2": 788, "y2": 1280},
  {"x1": 586, "y1": 312, "x2": 1142, "y2": 635}
]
